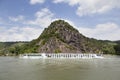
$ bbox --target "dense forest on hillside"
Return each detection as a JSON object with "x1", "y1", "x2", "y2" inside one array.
[{"x1": 0, "y1": 42, "x2": 28, "y2": 56}]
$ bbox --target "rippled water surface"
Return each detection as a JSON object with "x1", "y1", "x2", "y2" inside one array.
[{"x1": 0, "y1": 56, "x2": 120, "y2": 80}]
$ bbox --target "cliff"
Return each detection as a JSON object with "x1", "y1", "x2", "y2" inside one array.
[
  {"x1": 26, "y1": 20, "x2": 115, "y2": 54},
  {"x1": 1, "y1": 20, "x2": 119, "y2": 55}
]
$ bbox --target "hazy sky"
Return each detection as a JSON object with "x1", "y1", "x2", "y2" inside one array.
[{"x1": 0, "y1": 0, "x2": 120, "y2": 41}]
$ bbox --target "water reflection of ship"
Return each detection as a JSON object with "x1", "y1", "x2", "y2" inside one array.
[{"x1": 20, "y1": 53, "x2": 104, "y2": 59}]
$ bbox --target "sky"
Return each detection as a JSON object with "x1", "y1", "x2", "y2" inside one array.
[{"x1": 0, "y1": 0, "x2": 120, "y2": 41}]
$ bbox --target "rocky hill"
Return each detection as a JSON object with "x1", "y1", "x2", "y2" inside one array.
[
  {"x1": 21, "y1": 20, "x2": 116, "y2": 54},
  {"x1": 0, "y1": 20, "x2": 120, "y2": 55}
]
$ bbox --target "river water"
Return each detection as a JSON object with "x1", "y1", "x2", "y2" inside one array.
[{"x1": 0, "y1": 56, "x2": 120, "y2": 80}]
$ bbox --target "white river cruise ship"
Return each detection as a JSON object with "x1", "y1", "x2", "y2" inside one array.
[{"x1": 20, "y1": 53, "x2": 104, "y2": 59}]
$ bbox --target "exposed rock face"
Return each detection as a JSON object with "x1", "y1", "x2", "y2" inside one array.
[
  {"x1": 35, "y1": 20, "x2": 90, "y2": 53},
  {"x1": 38, "y1": 37, "x2": 76, "y2": 53}
]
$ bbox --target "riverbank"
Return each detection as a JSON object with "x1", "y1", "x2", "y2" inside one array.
[{"x1": 0, "y1": 53, "x2": 120, "y2": 58}]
